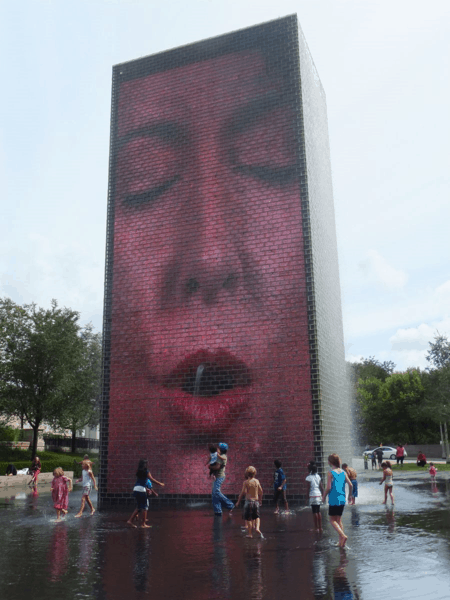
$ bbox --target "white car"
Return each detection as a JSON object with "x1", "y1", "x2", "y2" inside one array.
[{"x1": 363, "y1": 446, "x2": 408, "y2": 460}]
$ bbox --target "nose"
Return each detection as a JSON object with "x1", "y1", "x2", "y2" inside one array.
[
  {"x1": 187, "y1": 148, "x2": 243, "y2": 305},
  {"x1": 165, "y1": 133, "x2": 246, "y2": 307}
]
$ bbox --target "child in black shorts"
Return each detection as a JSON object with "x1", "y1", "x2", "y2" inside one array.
[{"x1": 236, "y1": 466, "x2": 263, "y2": 538}]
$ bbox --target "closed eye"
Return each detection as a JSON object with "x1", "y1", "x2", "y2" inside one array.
[
  {"x1": 123, "y1": 176, "x2": 180, "y2": 208},
  {"x1": 232, "y1": 164, "x2": 298, "y2": 186}
]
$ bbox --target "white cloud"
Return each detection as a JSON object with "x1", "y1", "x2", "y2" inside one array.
[
  {"x1": 358, "y1": 249, "x2": 408, "y2": 291},
  {"x1": 344, "y1": 278, "x2": 450, "y2": 339},
  {"x1": 388, "y1": 318, "x2": 450, "y2": 368},
  {"x1": 346, "y1": 353, "x2": 364, "y2": 364},
  {"x1": 389, "y1": 324, "x2": 435, "y2": 351},
  {"x1": 0, "y1": 233, "x2": 104, "y2": 327}
]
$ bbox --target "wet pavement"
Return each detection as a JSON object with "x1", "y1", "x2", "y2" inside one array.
[{"x1": 1, "y1": 477, "x2": 449, "y2": 599}]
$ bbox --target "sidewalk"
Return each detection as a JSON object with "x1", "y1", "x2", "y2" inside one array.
[{"x1": 351, "y1": 458, "x2": 449, "y2": 480}]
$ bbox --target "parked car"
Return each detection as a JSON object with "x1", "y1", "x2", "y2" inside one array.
[{"x1": 362, "y1": 446, "x2": 408, "y2": 460}]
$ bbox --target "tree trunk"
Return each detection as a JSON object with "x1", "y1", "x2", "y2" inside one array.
[
  {"x1": 71, "y1": 428, "x2": 77, "y2": 454},
  {"x1": 31, "y1": 424, "x2": 39, "y2": 460}
]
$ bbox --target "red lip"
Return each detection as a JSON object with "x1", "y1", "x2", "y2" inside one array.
[{"x1": 161, "y1": 349, "x2": 252, "y2": 431}]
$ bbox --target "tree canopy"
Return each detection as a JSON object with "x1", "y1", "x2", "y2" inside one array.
[
  {"x1": 0, "y1": 298, "x2": 101, "y2": 458},
  {"x1": 352, "y1": 335, "x2": 450, "y2": 445}
]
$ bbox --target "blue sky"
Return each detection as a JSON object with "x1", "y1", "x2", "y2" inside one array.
[{"x1": 1, "y1": 0, "x2": 449, "y2": 371}]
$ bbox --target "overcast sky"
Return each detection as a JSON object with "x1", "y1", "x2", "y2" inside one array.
[{"x1": 1, "y1": 0, "x2": 449, "y2": 371}]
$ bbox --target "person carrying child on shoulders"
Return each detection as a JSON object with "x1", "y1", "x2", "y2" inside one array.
[{"x1": 205, "y1": 445, "x2": 223, "y2": 478}]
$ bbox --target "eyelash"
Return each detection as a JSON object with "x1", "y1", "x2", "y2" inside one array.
[
  {"x1": 120, "y1": 155, "x2": 298, "y2": 208},
  {"x1": 232, "y1": 164, "x2": 298, "y2": 186},
  {"x1": 122, "y1": 176, "x2": 180, "y2": 208}
]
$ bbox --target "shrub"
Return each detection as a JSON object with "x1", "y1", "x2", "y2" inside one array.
[
  {"x1": 0, "y1": 427, "x2": 21, "y2": 442},
  {"x1": 0, "y1": 454, "x2": 99, "y2": 477}
]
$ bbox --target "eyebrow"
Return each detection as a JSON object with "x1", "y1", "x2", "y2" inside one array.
[
  {"x1": 226, "y1": 90, "x2": 287, "y2": 135},
  {"x1": 117, "y1": 121, "x2": 186, "y2": 147}
]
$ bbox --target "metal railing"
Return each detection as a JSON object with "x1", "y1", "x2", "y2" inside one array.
[{"x1": 44, "y1": 437, "x2": 100, "y2": 450}]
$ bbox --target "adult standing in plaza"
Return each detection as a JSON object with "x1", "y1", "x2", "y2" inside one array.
[
  {"x1": 396, "y1": 444, "x2": 405, "y2": 466},
  {"x1": 375, "y1": 448, "x2": 383, "y2": 470},
  {"x1": 210, "y1": 443, "x2": 234, "y2": 516}
]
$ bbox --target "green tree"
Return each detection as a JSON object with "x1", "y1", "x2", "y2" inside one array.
[
  {"x1": 53, "y1": 326, "x2": 102, "y2": 453},
  {"x1": 357, "y1": 369, "x2": 438, "y2": 444},
  {"x1": 348, "y1": 357, "x2": 396, "y2": 443},
  {"x1": 350, "y1": 356, "x2": 395, "y2": 383},
  {"x1": 426, "y1": 334, "x2": 450, "y2": 370},
  {"x1": 0, "y1": 298, "x2": 87, "y2": 458}
]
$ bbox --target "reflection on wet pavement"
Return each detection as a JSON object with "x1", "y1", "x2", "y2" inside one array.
[{"x1": 0, "y1": 479, "x2": 449, "y2": 599}]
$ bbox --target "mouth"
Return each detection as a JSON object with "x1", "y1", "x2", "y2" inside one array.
[
  {"x1": 161, "y1": 350, "x2": 252, "y2": 431},
  {"x1": 163, "y1": 350, "x2": 252, "y2": 396}
]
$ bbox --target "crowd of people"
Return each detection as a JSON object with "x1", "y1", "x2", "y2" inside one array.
[
  {"x1": 126, "y1": 445, "x2": 400, "y2": 548},
  {"x1": 3, "y1": 444, "x2": 442, "y2": 539}
]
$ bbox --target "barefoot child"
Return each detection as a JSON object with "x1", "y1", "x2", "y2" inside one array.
[
  {"x1": 371, "y1": 451, "x2": 377, "y2": 470},
  {"x1": 75, "y1": 460, "x2": 97, "y2": 517},
  {"x1": 29, "y1": 456, "x2": 41, "y2": 487},
  {"x1": 51, "y1": 468, "x2": 73, "y2": 521},
  {"x1": 322, "y1": 453, "x2": 353, "y2": 548},
  {"x1": 306, "y1": 462, "x2": 323, "y2": 530},
  {"x1": 235, "y1": 466, "x2": 263, "y2": 538},
  {"x1": 429, "y1": 462, "x2": 437, "y2": 481},
  {"x1": 342, "y1": 463, "x2": 358, "y2": 505},
  {"x1": 127, "y1": 459, "x2": 165, "y2": 528},
  {"x1": 380, "y1": 461, "x2": 394, "y2": 505},
  {"x1": 273, "y1": 460, "x2": 289, "y2": 514}
]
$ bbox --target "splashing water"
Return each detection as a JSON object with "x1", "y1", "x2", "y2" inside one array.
[{"x1": 193, "y1": 364, "x2": 205, "y2": 397}]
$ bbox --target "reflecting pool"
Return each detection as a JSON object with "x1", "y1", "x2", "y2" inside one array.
[{"x1": 0, "y1": 476, "x2": 449, "y2": 599}]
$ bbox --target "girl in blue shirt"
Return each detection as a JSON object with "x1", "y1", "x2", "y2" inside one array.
[{"x1": 322, "y1": 453, "x2": 353, "y2": 547}]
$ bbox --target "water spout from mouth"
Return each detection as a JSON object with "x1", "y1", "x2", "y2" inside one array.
[{"x1": 193, "y1": 364, "x2": 205, "y2": 397}]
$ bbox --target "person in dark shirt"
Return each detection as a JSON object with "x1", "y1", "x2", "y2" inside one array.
[
  {"x1": 273, "y1": 459, "x2": 289, "y2": 514},
  {"x1": 375, "y1": 448, "x2": 383, "y2": 469}
]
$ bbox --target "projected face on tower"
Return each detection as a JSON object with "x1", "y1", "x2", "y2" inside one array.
[{"x1": 108, "y1": 48, "x2": 312, "y2": 493}]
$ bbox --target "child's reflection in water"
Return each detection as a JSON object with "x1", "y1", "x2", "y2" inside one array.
[{"x1": 47, "y1": 524, "x2": 69, "y2": 583}]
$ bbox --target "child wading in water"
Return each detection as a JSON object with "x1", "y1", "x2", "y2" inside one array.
[
  {"x1": 322, "y1": 453, "x2": 353, "y2": 547},
  {"x1": 273, "y1": 460, "x2": 289, "y2": 514},
  {"x1": 306, "y1": 462, "x2": 323, "y2": 530},
  {"x1": 29, "y1": 456, "x2": 41, "y2": 487},
  {"x1": 236, "y1": 466, "x2": 263, "y2": 538},
  {"x1": 380, "y1": 461, "x2": 394, "y2": 505},
  {"x1": 75, "y1": 460, "x2": 97, "y2": 517},
  {"x1": 127, "y1": 459, "x2": 165, "y2": 528},
  {"x1": 51, "y1": 468, "x2": 73, "y2": 521},
  {"x1": 429, "y1": 462, "x2": 437, "y2": 481},
  {"x1": 342, "y1": 463, "x2": 358, "y2": 505}
]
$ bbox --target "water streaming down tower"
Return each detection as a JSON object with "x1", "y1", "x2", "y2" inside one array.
[{"x1": 99, "y1": 14, "x2": 352, "y2": 506}]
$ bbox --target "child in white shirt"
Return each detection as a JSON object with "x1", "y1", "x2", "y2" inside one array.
[{"x1": 306, "y1": 462, "x2": 323, "y2": 530}]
